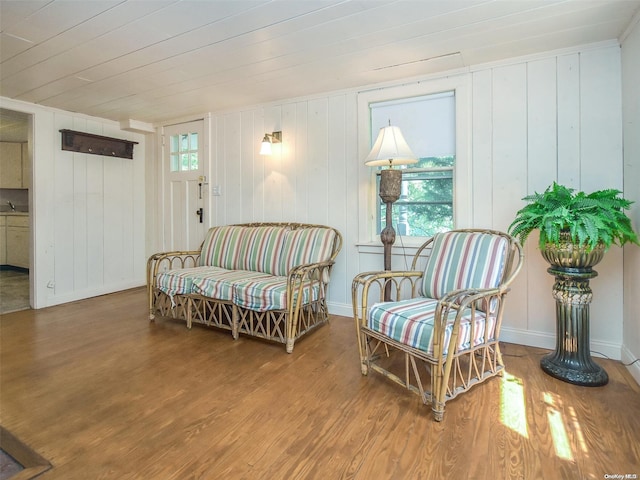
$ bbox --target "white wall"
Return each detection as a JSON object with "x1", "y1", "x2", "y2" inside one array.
[
  {"x1": 172, "y1": 41, "x2": 632, "y2": 360},
  {"x1": 470, "y1": 44, "x2": 625, "y2": 358},
  {"x1": 621, "y1": 16, "x2": 640, "y2": 383},
  {"x1": 0, "y1": 97, "x2": 147, "y2": 308}
]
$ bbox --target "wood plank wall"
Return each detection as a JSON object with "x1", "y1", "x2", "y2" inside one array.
[
  {"x1": 197, "y1": 43, "x2": 626, "y2": 358},
  {"x1": 49, "y1": 114, "x2": 146, "y2": 305},
  {"x1": 621, "y1": 17, "x2": 640, "y2": 382},
  {"x1": 0, "y1": 98, "x2": 148, "y2": 309}
]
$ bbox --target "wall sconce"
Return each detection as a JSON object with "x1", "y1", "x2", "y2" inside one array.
[{"x1": 260, "y1": 131, "x2": 282, "y2": 155}]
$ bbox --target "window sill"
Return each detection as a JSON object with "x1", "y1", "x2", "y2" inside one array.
[{"x1": 356, "y1": 238, "x2": 427, "y2": 256}]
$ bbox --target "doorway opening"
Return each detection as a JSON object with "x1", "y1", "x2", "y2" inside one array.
[{"x1": 0, "y1": 108, "x2": 32, "y2": 314}]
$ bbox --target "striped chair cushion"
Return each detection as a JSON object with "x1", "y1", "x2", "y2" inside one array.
[
  {"x1": 233, "y1": 276, "x2": 320, "y2": 312},
  {"x1": 368, "y1": 297, "x2": 497, "y2": 356},
  {"x1": 191, "y1": 270, "x2": 273, "y2": 302},
  {"x1": 274, "y1": 227, "x2": 336, "y2": 276},
  {"x1": 199, "y1": 226, "x2": 289, "y2": 275},
  {"x1": 156, "y1": 266, "x2": 225, "y2": 298},
  {"x1": 421, "y1": 231, "x2": 508, "y2": 300}
]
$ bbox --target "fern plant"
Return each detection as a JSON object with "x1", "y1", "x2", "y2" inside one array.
[{"x1": 508, "y1": 182, "x2": 639, "y2": 252}]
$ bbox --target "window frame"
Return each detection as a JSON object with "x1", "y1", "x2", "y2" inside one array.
[{"x1": 357, "y1": 75, "x2": 471, "y2": 248}]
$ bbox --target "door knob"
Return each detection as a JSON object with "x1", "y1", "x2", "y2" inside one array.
[{"x1": 196, "y1": 208, "x2": 203, "y2": 223}]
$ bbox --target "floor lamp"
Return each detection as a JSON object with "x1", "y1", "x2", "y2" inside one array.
[{"x1": 364, "y1": 124, "x2": 417, "y2": 298}]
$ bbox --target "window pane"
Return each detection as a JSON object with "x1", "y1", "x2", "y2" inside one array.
[
  {"x1": 170, "y1": 153, "x2": 179, "y2": 172},
  {"x1": 181, "y1": 153, "x2": 189, "y2": 171},
  {"x1": 180, "y1": 134, "x2": 188, "y2": 151},
  {"x1": 376, "y1": 158, "x2": 454, "y2": 237},
  {"x1": 400, "y1": 170, "x2": 453, "y2": 236},
  {"x1": 190, "y1": 132, "x2": 198, "y2": 150},
  {"x1": 190, "y1": 152, "x2": 198, "y2": 170},
  {"x1": 170, "y1": 135, "x2": 179, "y2": 154}
]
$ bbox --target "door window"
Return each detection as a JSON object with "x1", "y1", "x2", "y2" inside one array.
[{"x1": 169, "y1": 132, "x2": 199, "y2": 172}]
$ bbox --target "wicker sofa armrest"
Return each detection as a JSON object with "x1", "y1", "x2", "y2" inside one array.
[{"x1": 146, "y1": 250, "x2": 201, "y2": 319}]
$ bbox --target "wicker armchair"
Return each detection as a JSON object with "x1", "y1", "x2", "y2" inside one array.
[{"x1": 352, "y1": 229, "x2": 524, "y2": 421}]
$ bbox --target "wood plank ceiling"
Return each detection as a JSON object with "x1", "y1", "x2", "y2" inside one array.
[{"x1": 1, "y1": 0, "x2": 639, "y2": 125}]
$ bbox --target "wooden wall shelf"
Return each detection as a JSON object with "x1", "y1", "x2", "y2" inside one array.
[{"x1": 60, "y1": 129, "x2": 138, "y2": 159}]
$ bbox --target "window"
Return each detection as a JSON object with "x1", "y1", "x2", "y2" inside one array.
[
  {"x1": 169, "y1": 132, "x2": 199, "y2": 172},
  {"x1": 370, "y1": 92, "x2": 456, "y2": 237}
]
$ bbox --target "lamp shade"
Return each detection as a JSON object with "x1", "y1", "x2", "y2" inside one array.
[
  {"x1": 260, "y1": 135, "x2": 272, "y2": 155},
  {"x1": 364, "y1": 125, "x2": 418, "y2": 167}
]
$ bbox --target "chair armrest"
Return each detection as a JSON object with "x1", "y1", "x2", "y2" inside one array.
[
  {"x1": 431, "y1": 286, "x2": 509, "y2": 358},
  {"x1": 352, "y1": 270, "x2": 424, "y2": 324},
  {"x1": 438, "y1": 286, "x2": 503, "y2": 306}
]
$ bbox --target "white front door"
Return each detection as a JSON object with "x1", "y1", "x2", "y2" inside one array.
[{"x1": 162, "y1": 120, "x2": 206, "y2": 251}]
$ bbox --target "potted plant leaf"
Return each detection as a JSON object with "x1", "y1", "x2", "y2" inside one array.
[{"x1": 508, "y1": 182, "x2": 638, "y2": 386}]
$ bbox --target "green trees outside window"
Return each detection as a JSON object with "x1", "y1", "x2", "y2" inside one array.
[{"x1": 377, "y1": 156, "x2": 454, "y2": 237}]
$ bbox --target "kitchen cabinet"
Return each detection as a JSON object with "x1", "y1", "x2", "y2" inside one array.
[
  {"x1": 0, "y1": 143, "x2": 23, "y2": 188},
  {"x1": 6, "y1": 215, "x2": 29, "y2": 268}
]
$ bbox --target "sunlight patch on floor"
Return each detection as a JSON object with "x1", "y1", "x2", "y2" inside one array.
[
  {"x1": 544, "y1": 392, "x2": 574, "y2": 461},
  {"x1": 500, "y1": 371, "x2": 528, "y2": 438},
  {"x1": 568, "y1": 405, "x2": 589, "y2": 454}
]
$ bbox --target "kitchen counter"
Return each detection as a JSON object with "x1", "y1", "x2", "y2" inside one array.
[{"x1": 0, "y1": 213, "x2": 29, "y2": 268}]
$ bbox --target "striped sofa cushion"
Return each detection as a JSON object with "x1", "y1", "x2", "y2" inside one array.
[
  {"x1": 199, "y1": 226, "x2": 289, "y2": 275},
  {"x1": 421, "y1": 231, "x2": 508, "y2": 300},
  {"x1": 236, "y1": 226, "x2": 290, "y2": 274},
  {"x1": 274, "y1": 227, "x2": 336, "y2": 276},
  {"x1": 368, "y1": 297, "x2": 497, "y2": 356},
  {"x1": 199, "y1": 226, "x2": 246, "y2": 268},
  {"x1": 233, "y1": 276, "x2": 320, "y2": 312},
  {"x1": 191, "y1": 270, "x2": 273, "y2": 302},
  {"x1": 156, "y1": 266, "x2": 225, "y2": 298}
]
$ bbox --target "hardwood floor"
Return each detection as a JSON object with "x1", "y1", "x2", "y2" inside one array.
[{"x1": 1, "y1": 287, "x2": 639, "y2": 479}]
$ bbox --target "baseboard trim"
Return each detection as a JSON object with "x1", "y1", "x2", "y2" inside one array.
[
  {"x1": 39, "y1": 280, "x2": 146, "y2": 308},
  {"x1": 621, "y1": 345, "x2": 640, "y2": 386}
]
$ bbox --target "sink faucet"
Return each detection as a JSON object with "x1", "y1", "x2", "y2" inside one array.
[{"x1": 7, "y1": 201, "x2": 15, "y2": 211}]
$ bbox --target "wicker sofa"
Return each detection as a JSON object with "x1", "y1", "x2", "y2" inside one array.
[{"x1": 147, "y1": 222, "x2": 342, "y2": 353}]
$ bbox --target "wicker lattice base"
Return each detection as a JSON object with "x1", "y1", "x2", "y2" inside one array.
[
  {"x1": 189, "y1": 295, "x2": 235, "y2": 334},
  {"x1": 363, "y1": 331, "x2": 504, "y2": 421},
  {"x1": 150, "y1": 289, "x2": 329, "y2": 353}
]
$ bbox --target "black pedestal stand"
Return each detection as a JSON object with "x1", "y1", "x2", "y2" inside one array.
[{"x1": 540, "y1": 266, "x2": 608, "y2": 386}]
